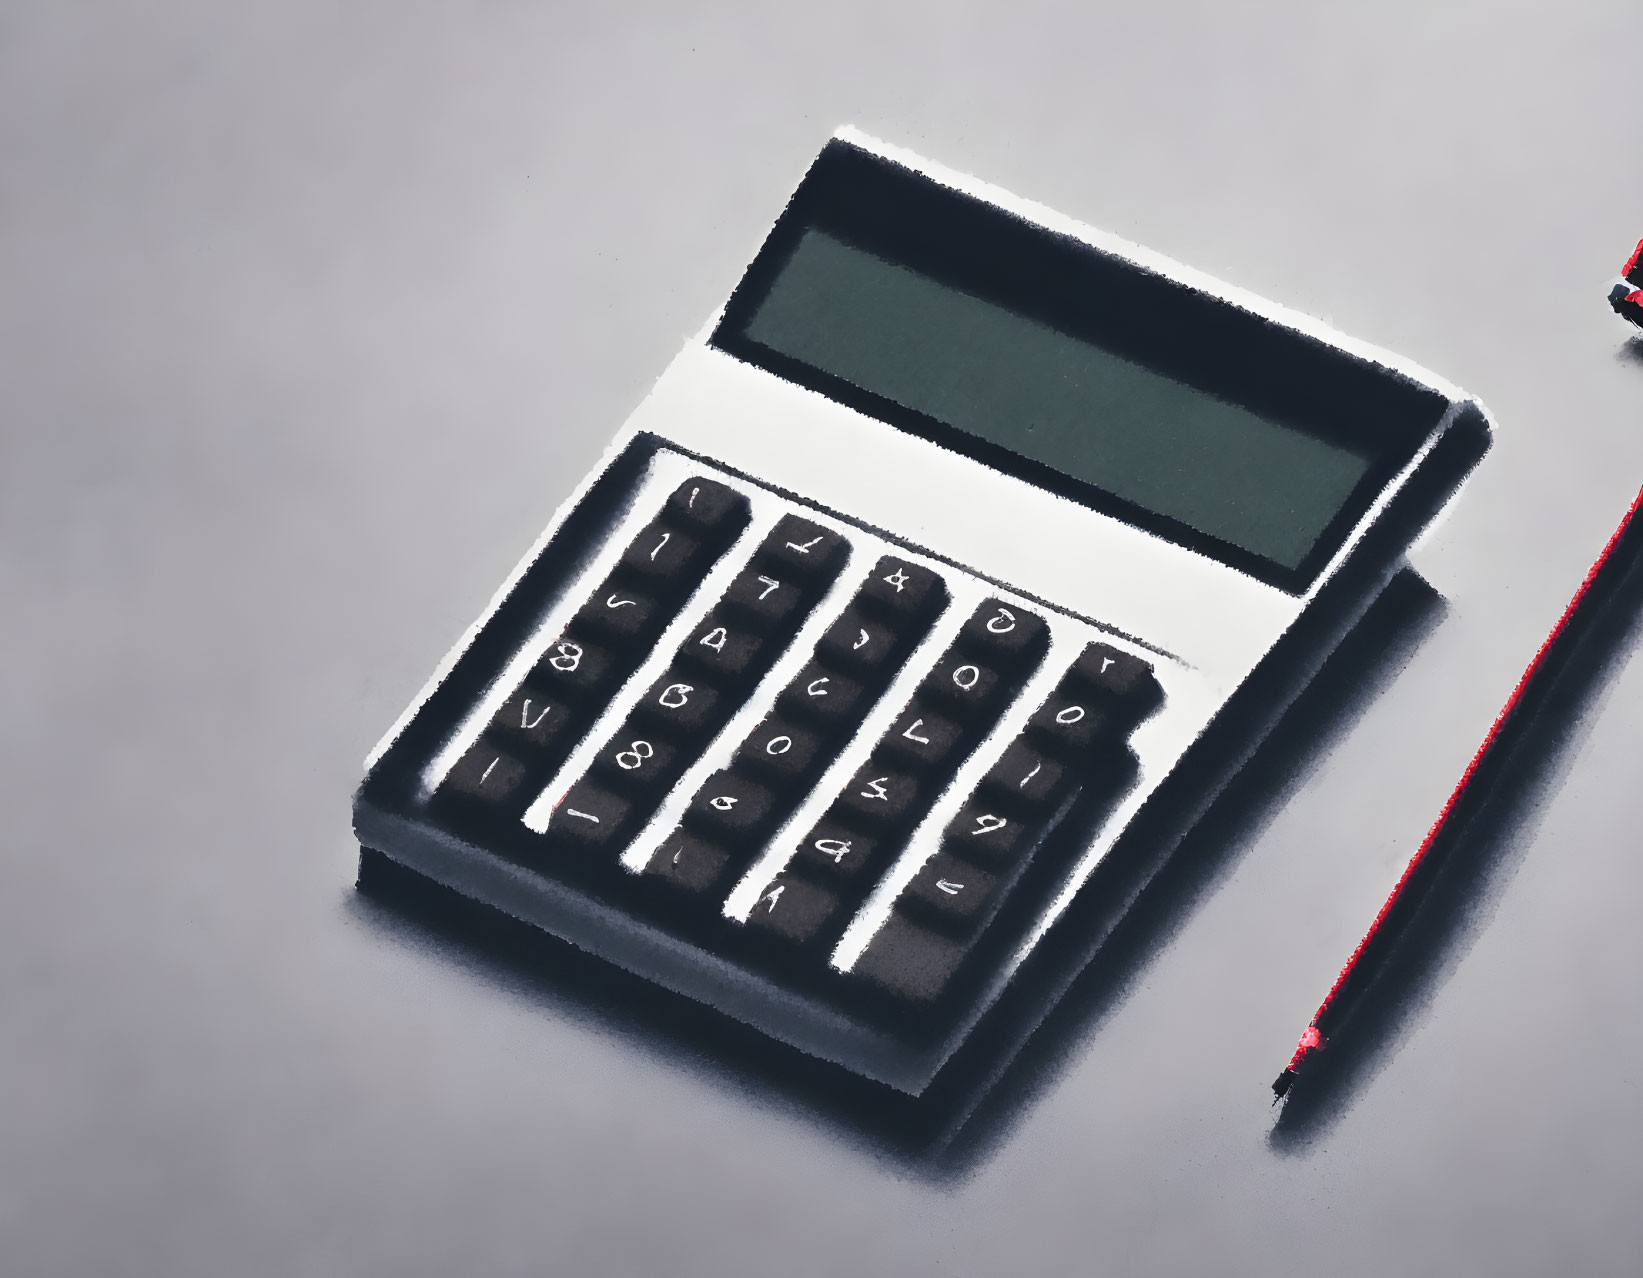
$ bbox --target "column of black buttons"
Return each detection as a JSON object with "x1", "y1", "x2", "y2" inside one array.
[
  {"x1": 435, "y1": 478, "x2": 750, "y2": 823},
  {"x1": 854, "y1": 640, "x2": 1163, "y2": 1008},
  {"x1": 745, "y1": 597, "x2": 1049, "y2": 954},
  {"x1": 546, "y1": 513, "x2": 849, "y2": 860},
  {"x1": 643, "y1": 555, "x2": 948, "y2": 924}
]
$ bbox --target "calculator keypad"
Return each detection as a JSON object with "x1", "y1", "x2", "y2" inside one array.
[{"x1": 428, "y1": 467, "x2": 1165, "y2": 1024}]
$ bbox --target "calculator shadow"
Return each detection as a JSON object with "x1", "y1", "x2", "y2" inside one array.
[
  {"x1": 352, "y1": 565, "x2": 1448, "y2": 1183},
  {"x1": 1269, "y1": 546, "x2": 1643, "y2": 1153}
]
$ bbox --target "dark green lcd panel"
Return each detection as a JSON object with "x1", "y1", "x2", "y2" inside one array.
[{"x1": 742, "y1": 229, "x2": 1375, "y2": 573}]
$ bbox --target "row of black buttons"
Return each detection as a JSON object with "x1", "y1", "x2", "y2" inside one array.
[
  {"x1": 637, "y1": 555, "x2": 950, "y2": 908},
  {"x1": 437, "y1": 478, "x2": 752, "y2": 816},
  {"x1": 852, "y1": 642, "x2": 1163, "y2": 1006},
  {"x1": 738, "y1": 599, "x2": 1054, "y2": 953}
]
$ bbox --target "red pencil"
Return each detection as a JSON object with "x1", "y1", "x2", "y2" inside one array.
[{"x1": 1272, "y1": 476, "x2": 1643, "y2": 1101}]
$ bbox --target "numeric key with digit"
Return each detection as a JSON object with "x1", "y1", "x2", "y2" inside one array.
[
  {"x1": 759, "y1": 515, "x2": 848, "y2": 581},
  {"x1": 527, "y1": 635, "x2": 622, "y2": 705},
  {"x1": 678, "y1": 611, "x2": 771, "y2": 686},
  {"x1": 441, "y1": 740, "x2": 531, "y2": 808},
  {"x1": 683, "y1": 770, "x2": 781, "y2": 849},
  {"x1": 792, "y1": 813, "x2": 884, "y2": 885},
  {"x1": 1065, "y1": 642, "x2": 1164, "y2": 720},
  {"x1": 721, "y1": 565, "x2": 808, "y2": 633},
  {"x1": 643, "y1": 831, "x2": 736, "y2": 899},
  {"x1": 745, "y1": 874, "x2": 843, "y2": 949},
  {"x1": 544, "y1": 779, "x2": 634, "y2": 851},
  {"x1": 815, "y1": 605, "x2": 903, "y2": 677},
  {"x1": 858, "y1": 556, "x2": 945, "y2": 621},
  {"x1": 631, "y1": 668, "x2": 726, "y2": 739},
  {"x1": 736, "y1": 715, "x2": 826, "y2": 787},
  {"x1": 900, "y1": 852, "x2": 1001, "y2": 936},
  {"x1": 618, "y1": 520, "x2": 710, "y2": 590},
  {"x1": 957, "y1": 599, "x2": 1049, "y2": 668},
  {"x1": 833, "y1": 762, "x2": 924, "y2": 828},
  {"x1": 487, "y1": 687, "x2": 575, "y2": 756},
  {"x1": 777, "y1": 660, "x2": 867, "y2": 731},
  {"x1": 589, "y1": 718, "x2": 685, "y2": 800},
  {"x1": 571, "y1": 575, "x2": 668, "y2": 651},
  {"x1": 878, "y1": 702, "x2": 965, "y2": 771},
  {"x1": 979, "y1": 740, "x2": 1068, "y2": 810},
  {"x1": 661, "y1": 477, "x2": 748, "y2": 541}
]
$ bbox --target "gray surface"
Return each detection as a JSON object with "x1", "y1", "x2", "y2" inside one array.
[{"x1": 4, "y1": 3, "x2": 1642, "y2": 1275}]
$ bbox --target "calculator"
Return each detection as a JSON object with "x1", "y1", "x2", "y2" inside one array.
[{"x1": 354, "y1": 129, "x2": 1491, "y2": 1094}]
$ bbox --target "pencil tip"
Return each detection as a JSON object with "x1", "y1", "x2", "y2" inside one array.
[{"x1": 1271, "y1": 1069, "x2": 1296, "y2": 1103}]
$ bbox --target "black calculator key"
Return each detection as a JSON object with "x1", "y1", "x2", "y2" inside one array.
[
  {"x1": 879, "y1": 703, "x2": 965, "y2": 771},
  {"x1": 1066, "y1": 643, "x2": 1163, "y2": 716},
  {"x1": 547, "y1": 779, "x2": 633, "y2": 850},
  {"x1": 777, "y1": 661, "x2": 867, "y2": 730},
  {"x1": 942, "y1": 802, "x2": 1030, "y2": 868},
  {"x1": 663, "y1": 477, "x2": 747, "y2": 539},
  {"x1": 901, "y1": 852, "x2": 1000, "y2": 935},
  {"x1": 834, "y1": 763, "x2": 923, "y2": 828},
  {"x1": 1026, "y1": 690, "x2": 1130, "y2": 756},
  {"x1": 857, "y1": 556, "x2": 945, "y2": 620},
  {"x1": 679, "y1": 612, "x2": 770, "y2": 684},
  {"x1": 737, "y1": 716, "x2": 826, "y2": 786},
  {"x1": 815, "y1": 605, "x2": 901, "y2": 676},
  {"x1": 980, "y1": 741, "x2": 1068, "y2": 809},
  {"x1": 488, "y1": 687, "x2": 575, "y2": 755},
  {"x1": 571, "y1": 576, "x2": 667, "y2": 649},
  {"x1": 590, "y1": 720, "x2": 683, "y2": 796},
  {"x1": 644, "y1": 831, "x2": 735, "y2": 898},
  {"x1": 792, "y1": 813, "x2": 883, "y2": 883},
  {"x1": 528, "y1": 636, "x2": 620, "y2": 703},
  {"x1": 618, "y1": 520, "x2": 708, "y2": 587},
  {"x1": 631, "y1": 669, "x2": 725, "y2": 739},
  {"x1": 441, "y1": 740, "x2": 530, "y2": 806},
  {"x1": 746, "y1": 874, "x2": 841, "y2": 948},
  {"x1": 721, "y1": 563, "x2": 808, "y2": 633},
  {"x1": 853, "y1": 915, "x2": 968, "y2": 1006},
  {"x1": 686, "y1": 770, "x2": 779, "y2": 845},
  {"x1": 957, "y1": 600, "x2": 1049, "y2": 667},
  {"x1": 759, "y1": 515, "x2": 847, "y2": 580},
  {"x1": 920, "y1": 652, "x2": 1005, "y2": 719}
]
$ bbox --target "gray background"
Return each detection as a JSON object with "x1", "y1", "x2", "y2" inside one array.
[{"x1": 4, "y1": 3, "x2": 1642, "y2": 1275}]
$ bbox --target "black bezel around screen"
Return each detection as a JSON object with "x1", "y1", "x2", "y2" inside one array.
[{"x1": 710, "y1": 140, "x2": 1450, "y2": 594}]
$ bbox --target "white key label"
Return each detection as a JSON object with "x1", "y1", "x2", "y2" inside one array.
[
  {"x1": 615, "y1": 740, "x2": 655, "y2": 771},
  {"x1": 813, "y1": 838, "x2": 852, "y2": 863}
]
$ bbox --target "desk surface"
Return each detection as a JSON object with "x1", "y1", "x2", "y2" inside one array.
[{"x1": 5, "y1": 5, "x2": 1643, "y2": 1275}]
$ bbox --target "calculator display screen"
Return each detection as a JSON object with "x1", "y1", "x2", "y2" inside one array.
[
  {"x1": 739, "y1": 229, "x2": 1374, "y2": 575},
  {"x1": 712, "y1": 141, "x2": 1447, "y2": 592}
]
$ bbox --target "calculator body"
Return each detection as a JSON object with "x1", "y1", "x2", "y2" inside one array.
[{"x1": 354, "y1": 130, "x2": 1490, "y2": 1094}]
